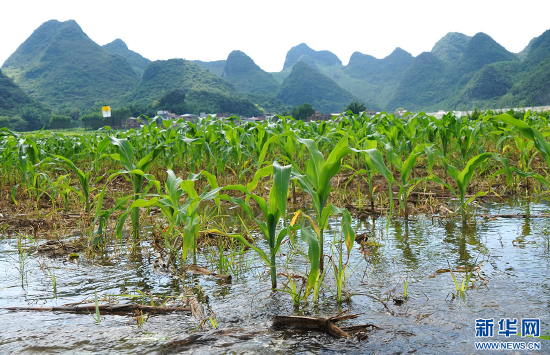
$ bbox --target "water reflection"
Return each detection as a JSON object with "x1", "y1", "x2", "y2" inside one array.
[
  {"x1": 0, "y1": 199, "x2": 549, "y2": 354},
  {"x1": 440, "y1": 219, "x2": 482, "y2": 265},
  {"x1": 393, "y1": 220, "x2": 418, "y2": 268}
]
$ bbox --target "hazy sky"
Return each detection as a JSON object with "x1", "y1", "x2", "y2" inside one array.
[{"x1": 1, "y1": 0, "x2": 549, "y2": 72}]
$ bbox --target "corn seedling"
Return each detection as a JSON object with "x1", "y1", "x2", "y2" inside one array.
[
  {"x1": 52, "y1": 154, "x2": 94, "y2": 214},
  {"x1": 436, "y1": 153, "x2": 509, "y2": 223},
  {"x1": 91, "y1": 290, "x2": 102, "y2": 324},
  {"x1": 362, "y1": 148, "x2": 395, "y2": 229},
  {"x1": 38, "y1": 259, "x2": 58, "y2": 297},
  {"x1": 401, "y1": 276, "x2": 409, "y2": 299},
  {"x1": 103, "y1": 137, "x2": 164, "y2": 240},
  {"x1": 390, "y1": 143, "x2": 434, "y2": 219},
  {"x1": 220, "y1": 161, "x2": 292, "y2": 289},
  {"x1": 494, "y1": 112, "x2": 550, "y2": 167},
  {"x1": 277, "y1": 273, "x2": 306, "y2": 307},
  {"x1": 332, "y1": 208, "x2": 356, "y2": 303},
  {"x1": 10, "y1": 234, "x2": 32, "y2": 288},
  {"x1": 293, "y1": 133, "x2": 356, "y2": 271},
  {"x1": 448, "y1": 261, "x2": 476, "y2": 298}
]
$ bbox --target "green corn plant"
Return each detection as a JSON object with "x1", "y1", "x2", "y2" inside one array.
[
  {"x1": 494, "y1": 112, "x2": 550, "y2": 167},
  {"x1": 286, "y1": 276, "x2": 303, "y2": 307},
  {"x1": 458, "y1": 120, "x2": 483, "y2": 163},
  {"x1": 178, "y1": 172, "x2": 221, "y2": 264},
  {"x1": 401, "y1": 276, "x2": 409, "y2": 298},
  {"x1": 360, "y1": 148, "x2": 395, "y2": 229},
  {"x1": 509, "y1": 167, "x2": 550, "y2": 194},
  {"x1": 13, "y1": 135, "x2": 47, "y2": 204},
  {"x1": 102, "y1": 137, "x2": 164, "y2": 240},
  {"x1": 90, "y1": 180, "x2": 139, "y2": 248},
  {"x1": 331, "y1": 209, "x2": 356, "y2": 303},
  {"x1": 295, "y1": 206, "x2": 354, "y2": 304},
  {"x1": 377, "y1": 115, "x2": 401, "y2": 151},
  {"x1": 448, "y1": 261, "x2": 476, "y2": 298},
  {"x1": 391, "y1": 144, "x2": 435, "y2": 219},
  {"x1": 48, "y1": 267, "x2": 57, "y2": 297},
  {"x1": 433, "y1": 153, "x2": 510, "y2": 222},
  {"x1": 219, "y1": 161, "x2": 292, "y2": 289},
  {"x1": 123, "y1": 169, "x2": 221, "y2": 265},
  {"x1": 278, "y1": 273, "x2": 306, "y2": 307},
  {"x1": 91, "y1": 290, "x2": 101, "y2": 324},
  {"x1": 217, "y1": 241, "x2": 231, "y2": 276},
  {"x1": 222, "y1": 124, "x2": 247, "y2": 182},
  {"x1": 51, "y1": 174, "x2": 73, "y2": 212},
  {"x1": 508, "y1": 136, "x2": 538, "y2": 190},
  {"x1": 301, "y1": 225, "x2": 323, "y2": 303},
  {"x1": 345, "y1": 136, "x2": 378, "y2": 211},
  {"x1": 430, "y1": 113, "x2": 457, "y2": 179},
  {"x1": 293, "y1": 134, "x2": 357, "y2": 271},
  {"x1": 493, "y1": 111, "x2": 550, "y2": 185},
  {"x1": 0, "y1": 129, "x2": 19, "y2": 186},
  {"x1": 444, "y1": 154, "x2": 492, "y2": 220},
  {"x1": 150, "y1": 169, "x2": 188, "y2": 263},
  {"x1": 52, "y1": 154, "x2": 93, "y2": 214}
]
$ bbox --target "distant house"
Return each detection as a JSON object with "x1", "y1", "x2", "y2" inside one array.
[
  {"x1": 306, "y1": 111, "x2": 332, "y2": 121},
  {"x1": 424, "y1": 110, "x2": 448, "y2": 119},
  {"x1": 156, "y1": 110, "x2": 178, "y2": 120},
  {"x1": 394, "y1": 109, "x2": 408, "y2": 117},
  {"x1": 363, "y1": 109, "x2": 377, "y2": 116},
  {"x1": 241, "y1": 116, "x2": 266, "y2": 123},
  {"x1": 181, "y1": 114, "x2": 198, "y2": 122},
  {"x1": 156, "y1": 110, "x2": 168, "y2": 119},
  {"x1": 125, "y1": 117, "x2": 141, "y2": 129},
  {"x1": 217, "y1": 112, "x2": 232, "y2": 119}
]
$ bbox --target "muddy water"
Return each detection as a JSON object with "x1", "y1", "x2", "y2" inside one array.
[{"x1": 1, "y1": 199, "x2": 549, "y2": 354}]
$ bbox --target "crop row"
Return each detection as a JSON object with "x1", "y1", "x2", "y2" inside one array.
[{"x1": 1, "y1": 109, "x2": 550, "y2": 305}]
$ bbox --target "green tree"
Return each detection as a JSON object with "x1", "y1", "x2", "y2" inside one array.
[
  {"x1": 291, "y1": 103, "x2": 315, "y2": 120},
  {"x1": 69, "y1": 107, "x2": 81, "y2": 123},
  {"x1": 49, "y1": 115, "x2": 72, "y2": 129},
  {"x1": 128, "y1": 102, "x2": 155, "y2": 118},
  {"x1": 112, "y1": 107, "x2": 132, "y2": 127},
  {"x1": 345, "y1": 100, "x2": 366, "y2": 115},
  {"x1": 0, "y1": 116, "x2": 9, "y2": 129},
  {"x1": 20, "y1": 106, "x2": 45, "y2": 131},
  {"x1": 158, "y1": 89, "x2": 187, "y2": 114},
  {"x1": 9, "y1": 116, "x2": 28, "y2": 131},
  {"x1": 81, "y1": 112, "x2": 104, "y2": 130}
]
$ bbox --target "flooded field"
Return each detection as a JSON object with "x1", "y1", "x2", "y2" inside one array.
[{"x1": 1, "y1": 198, "x2": 549, "y2": 354}]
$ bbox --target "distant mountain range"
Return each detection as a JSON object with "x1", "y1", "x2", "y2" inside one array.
[
  {"x1": 2, "y1": 19, "x2": 550, "y2": 129},
  {"x1": 2, "y1": 20, "x2": 139, "y2": 111}
]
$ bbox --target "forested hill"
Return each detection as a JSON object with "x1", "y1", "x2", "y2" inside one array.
[
  {"x1": 277, "y1": 62, "x2": 355, "y2": 113},
  {"x1": 221, "y1": 50, "x2": 280, "y2": 97},
  {"x1": 0, "y1": 69, "x2": 50, "y2": 130},
  {"x1": 102, "y1": 39, "x2": 151, "y2": 77},
  {"x1": 0, "y1": 69, "x2": 39, "y2": 116},
  {"x1": 4, "y1": 19, "x2": 550, "y2": 124},
  {"x1": 1, "y1": 20, "x2": 140, "y2": 110},
  {"x1": 125, "y1": 59, "x2": 260, "y2": 117}
]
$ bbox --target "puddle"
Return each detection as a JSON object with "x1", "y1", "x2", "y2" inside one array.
[{"x1": 1, "y1": 199, "x2": 549, "y2": 354}]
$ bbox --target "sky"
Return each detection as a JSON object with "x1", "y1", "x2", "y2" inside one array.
[{"x1": 1, "y1": 0, "x2": 550, "y2": 73}]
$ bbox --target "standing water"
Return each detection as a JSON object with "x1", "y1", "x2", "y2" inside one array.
[{"x1": 0, "y1": 198, "x2": 549, "y2": 354}]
